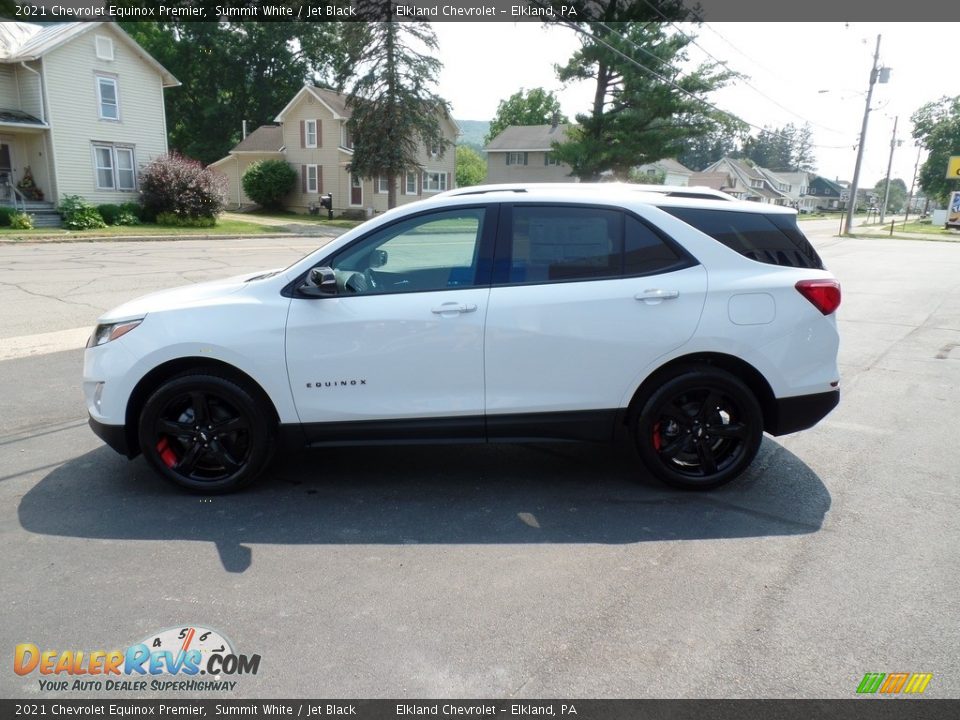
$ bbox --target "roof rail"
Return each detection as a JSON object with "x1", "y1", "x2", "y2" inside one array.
[{"x1": 437, "y1": 182, "x2": 734, "y2": 201}]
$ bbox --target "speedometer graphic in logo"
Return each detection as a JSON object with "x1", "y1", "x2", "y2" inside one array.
[{"x1": 138, "y1": 626, "x2": 234, "y2": 675}]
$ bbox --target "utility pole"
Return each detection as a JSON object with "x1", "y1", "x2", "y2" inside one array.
[
  {"x1": 903, "y1": 144, "x2": 923, "y2": 227},
  {"x1": 843, "y1": 34, "x2": 883, "y2": 235},
  {"x1": 879, "y1": 115, "x2": 899, "y2": 224}
]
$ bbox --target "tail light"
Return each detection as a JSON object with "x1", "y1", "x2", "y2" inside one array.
[{"x1": 796, "y1": 279, "x2": 841, "y2": 315}]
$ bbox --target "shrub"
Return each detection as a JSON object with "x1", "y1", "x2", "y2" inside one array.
[
  {"x1": 156, "y1": 211, "x2": 216, "y2": 228},
  {"x1": 59, "y1": 195, "x2": 107, "y2": 230},
  {"x1": 139, "y1": 153, "x2": 227, "y2": 221},
  {"x1": 115, "y1": 210, "x2": 140, "y2": 226},
  {"x1": 96, "y1": 204, "x2": 121, "y2": 225},
  {"x1": 119, "y1": 202, "x2": 144, "y2": 221},
  {"x1": 0, "y1": 206, "x2": 15, "y2": 227},
  {"x1": 241, "y1": 160, "x2": 297, "y2": 210},
  {"x1": 10, "y1": 211, "x2": 33, "y2": 229}
]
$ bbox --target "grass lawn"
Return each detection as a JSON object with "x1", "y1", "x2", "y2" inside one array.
[
  {"x1": 0, "y1": 219, "x2": 285, "y2": 241},
  {"x1": 241, "y1": 209, "x2": 361, "y2": 229},
  {"x1": 893, "y1": 222, "x2": 955, "y2": 236}
]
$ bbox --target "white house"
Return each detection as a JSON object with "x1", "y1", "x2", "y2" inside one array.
[{"x1": 0, "y1": 21, "x2": 178, "y2": 221}]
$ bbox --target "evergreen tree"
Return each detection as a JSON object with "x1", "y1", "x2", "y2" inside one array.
[
  {"x1": 553, "y1": 16, "x2": 740, "y2": 181},
  {"x1": 338, "y1": 16, "x2": 449, "y2": 209}
]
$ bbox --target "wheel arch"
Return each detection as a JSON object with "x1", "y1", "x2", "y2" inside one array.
[
  {"x1": 124, "y1": 357, "x2": 281, "y2": 457},
  {"x1": 624, "y1": 352, "x2": 777, "y2": 434}
]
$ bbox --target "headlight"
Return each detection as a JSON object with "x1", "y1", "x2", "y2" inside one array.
[{"x1": 86, "y1": 319, "x2": 143, "y2": 348}]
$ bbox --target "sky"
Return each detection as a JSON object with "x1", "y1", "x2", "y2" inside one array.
[{"x1": 433, "y1": 21, "x2": 952, "y2": 187}]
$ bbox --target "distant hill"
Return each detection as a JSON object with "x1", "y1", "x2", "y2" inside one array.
[{"x1": 456, "y1": 119, "x2": 490, "y2": 154}]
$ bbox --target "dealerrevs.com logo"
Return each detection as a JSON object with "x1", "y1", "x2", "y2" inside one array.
[{"x1": 14, "y1": 626, "x2": 260, "y2": 692}]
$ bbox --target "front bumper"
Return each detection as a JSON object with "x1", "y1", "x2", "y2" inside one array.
[
  {"x1": 88, "y1": 415, "x2": 136, "y2": 458},
  {"x1": 766, "y1": 389, "x2": 840, "y2": 436}
]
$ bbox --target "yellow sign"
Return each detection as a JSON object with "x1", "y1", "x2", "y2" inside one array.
[{"x1": 946, "y1": 155, "x2": 960, "y2": 178}]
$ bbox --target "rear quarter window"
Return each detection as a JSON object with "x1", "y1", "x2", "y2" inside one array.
[{"x1": 661, "y1": 207, "x2": 824, "y2": 270}]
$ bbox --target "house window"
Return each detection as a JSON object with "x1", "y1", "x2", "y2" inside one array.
[
  {"x1": 422, "y1": 171, "x2": 447, "y2": 193},
  {"x1": 506, "y1": 152, "x2": 528, "y2": 166},
  {"x1": 96, "y1": 76, "x2": 119, "y2": 121},
  {"x1": 93, "y1": 143, "x2": 136, "y2": 191},
  {"x1": 306, "y1": 165, "x2": 318, "y2": 193},
  {"x1": 545, "y1": 153, "x2": 560, "y2": 166},
  {"x1": 430, "y1": 142, "x2": 441, "y2": 157},
  {"x1": 305, "y1": 119, "x2": 317, "y2": 149},
  {"x1": 341, "y1": 124, "x2": 353, "y2": 149},
  {"x1": 95, "y1": 35, "x2": 114, "y2": 61},
  {"x1": 377, "y1": 176, "x2": 390, "y2": 194},
  {"x1": 405, "y1": 172, "x2": 417, "y2": 195}
]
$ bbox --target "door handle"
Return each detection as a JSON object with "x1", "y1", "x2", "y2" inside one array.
[
  {"x1": 635, "y1": 289, "x2": 680, "y2": 304},
  {"x1": 431, "y1": 302, "x2": 477, "y2": 314}
]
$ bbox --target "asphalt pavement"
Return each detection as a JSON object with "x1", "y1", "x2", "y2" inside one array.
[{"x1": 1, "y1": 226, "x2": 958, "y2": 699}]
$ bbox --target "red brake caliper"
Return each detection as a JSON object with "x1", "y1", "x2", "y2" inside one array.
[
  {"x1": 156, "y1": 437, "x2": 178, "y2": 468},
  {"x1": 652, "y1": 422, "x2": 662, "y2": 451}
]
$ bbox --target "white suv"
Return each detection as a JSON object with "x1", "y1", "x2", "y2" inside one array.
[{"x1": 83, "y1": 184, "x2": 840, "y2": 493}]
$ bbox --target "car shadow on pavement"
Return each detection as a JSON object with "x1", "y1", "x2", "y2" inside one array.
[{"x1": 18, "y1": 437, "x2": 831, "y2": 573}]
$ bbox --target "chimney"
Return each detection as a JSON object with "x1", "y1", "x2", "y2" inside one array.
[{"x1": 242, "y1": 120, "x2": 248, "y2": 139}]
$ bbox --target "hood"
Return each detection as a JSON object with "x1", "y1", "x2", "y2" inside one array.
[{"x1": 97, "y1": 270, "x2": 275, "y2": 323}]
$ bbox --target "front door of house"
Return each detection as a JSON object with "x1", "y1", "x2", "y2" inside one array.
[
  {"x1": 350, "y1": 174, "x2": 362, "y2": 206},
  {"x1": 0, "y1": 140, "x2": 13, "y2": 201}
]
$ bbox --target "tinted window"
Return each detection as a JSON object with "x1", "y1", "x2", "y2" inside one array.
[
  {"x1": 624, "y1": 215, "x2": 684, "y2": 276},
  {"x1": 503, "y1": 206, "x2": 692, "y2": 285},
  {"x1": 332, "y1": 208, "x2": 485, "y2": 294},
  {"x1": 661, "y1": 207, "x2": 824, "y2": 270},
  {"x1": 508, "y1": 206, "x2": 620, "y2": 283}
]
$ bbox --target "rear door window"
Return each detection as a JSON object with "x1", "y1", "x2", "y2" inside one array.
[
  {"x1": 661, "y1": 207, "x2": 824, "y2": 270},
  {"x1": 498, "y1": 205, "x2": 693, "y2": 285}
]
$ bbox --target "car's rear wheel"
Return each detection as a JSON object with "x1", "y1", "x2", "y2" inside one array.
[
  {"x1": 632, "y1": 366, "x2": 763, "y2": 490},
  {"x1": 138, "y1": 372, "x2": 275, "y2": 493}
]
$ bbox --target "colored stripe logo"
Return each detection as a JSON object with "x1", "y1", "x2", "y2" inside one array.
[{"x1": 857, "y1": 673, "x2": 932, "y2": 695}]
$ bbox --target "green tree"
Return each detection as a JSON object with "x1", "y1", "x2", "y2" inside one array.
[
  {"x1": 242, "y1": 160, "x2": 298, "y2": 210},
  {"x1": 455, "y1": 146, "x2": 487, "y2": 188},
  {"x1": 338, "y1": 17, "x2": 449, "y2": 209},
  {"x1": 911, "y1": 95, "x2": 960, "y2": 203},
  {"x1": 740, "y1": 123, "x2": 816, "y2": 172},
  {"x1": 553, "y1": 18, "x2": 740, "y2": 181},
  {"x1": 121, "y1": 21, "x2": 342, "y2": 164},
  {"x1": 874, "y1": 177, "x2": 908, "y2": 213},
  {"x1": 677, "y1": 128, "x2": 741, "y2": 171},
  {"x1": 485, "y1": 88, "x2": 568, "y2": 144}
]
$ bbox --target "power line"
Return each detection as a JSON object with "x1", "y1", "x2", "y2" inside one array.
[
  {"x1": 634, "y1": 0, "x2": 847, "y2": 135},
  {"x1": 577, "y1": 21, "x2": 852, "y2": 150}
]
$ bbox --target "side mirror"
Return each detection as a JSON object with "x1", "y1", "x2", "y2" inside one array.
[
  {"x1": 369, "y1": 249, "x2": 388, "y2": 268},
  {"x1": 298, "y1": 266, "x2": 338, "y2": 298}
]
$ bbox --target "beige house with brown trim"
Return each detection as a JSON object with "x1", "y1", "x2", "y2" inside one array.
[
  {"x1": 0, "y1": 22, "x2": 177, "y2": 221},
  {"x1": 210, "y1": 85, "x2": 459, "y2": 215},
  {"x1": 485, "y1": 124, "x2": 575, "y2": 183}
]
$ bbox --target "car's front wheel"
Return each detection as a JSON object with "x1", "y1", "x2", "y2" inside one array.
[
  {"x1": 138, "y1": 372, "x2": 275, "y2": 493},
  {"x1": 632, "y1": 366, "x2": 763, "y2": 490}
]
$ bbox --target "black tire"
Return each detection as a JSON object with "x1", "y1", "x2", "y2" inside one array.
[
  {"x1": 138, "y1": 372, "x2": 275, "y2": 493},
  {"x1": 631, "y1": 365, "x2": 763, "y2": 490}
]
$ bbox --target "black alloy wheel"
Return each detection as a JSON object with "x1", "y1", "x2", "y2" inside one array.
[
  {"x1": 633, "y1": 366, "x2": 763, "y2": 490},
  {"x1": 138, "y1": 373, "x2": 274, "y2": 493}
]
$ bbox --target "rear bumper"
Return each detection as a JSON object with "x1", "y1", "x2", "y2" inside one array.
[
  {"x1": 88, "y1": 415, "x2": 136, "y2": 458},
  {"x1": 766, "y1": 389, "x2": 839, "y2": 436}
]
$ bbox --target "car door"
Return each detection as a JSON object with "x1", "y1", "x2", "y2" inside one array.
[
  {"x1": 483, "y1": 203, "x2": 707, "y2": 440},
  {"x1": 285, "y1": 205, "x2": 496, "y2": 443}
]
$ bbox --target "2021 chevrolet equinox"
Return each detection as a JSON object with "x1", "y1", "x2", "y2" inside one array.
[{"x1": 84, "y1": 184, "x2": 840, "y2": 493}]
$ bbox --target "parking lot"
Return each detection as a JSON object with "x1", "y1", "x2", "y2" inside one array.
[{"x1": 1, "y1": 228, "x2": 959, "y2": 698}]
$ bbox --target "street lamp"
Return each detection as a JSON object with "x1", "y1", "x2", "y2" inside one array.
[{"x1": 843, "y1": 34, "x2": 891, "y2": 235}]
